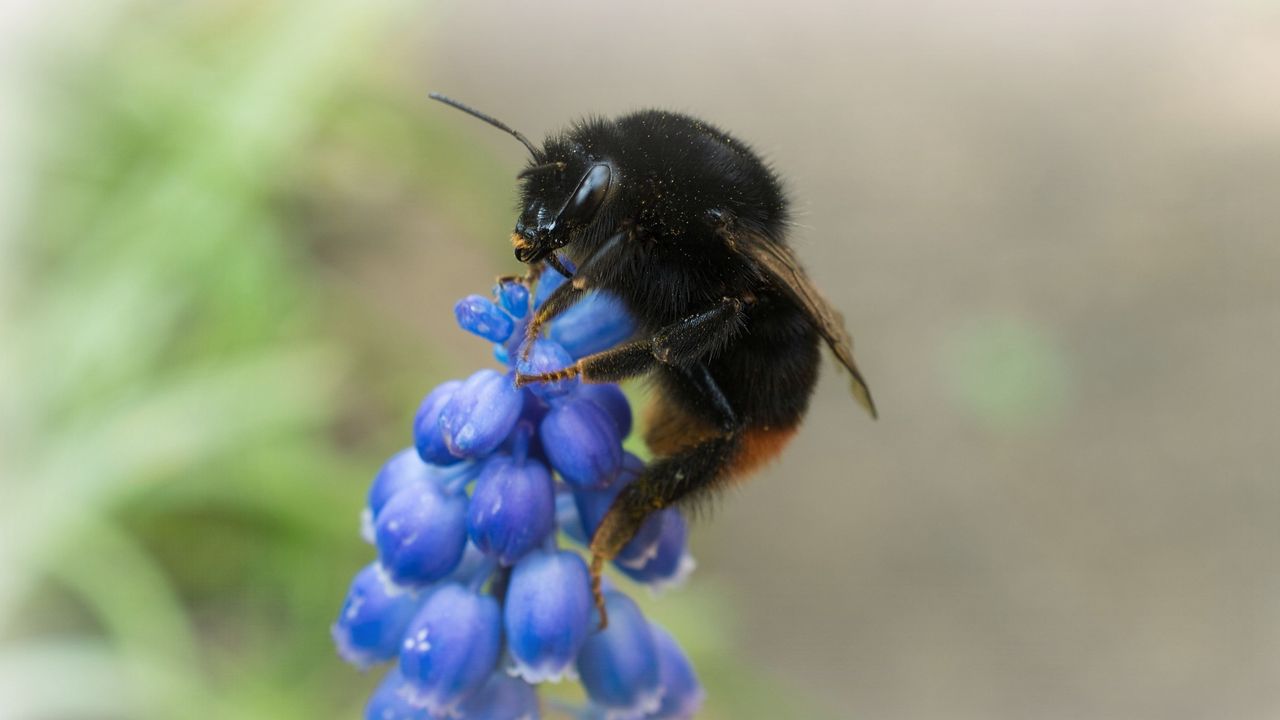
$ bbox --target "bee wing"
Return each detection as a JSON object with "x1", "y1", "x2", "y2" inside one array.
[{"x1": 743, "y1": 237, "x2": 878, "y2": 418}]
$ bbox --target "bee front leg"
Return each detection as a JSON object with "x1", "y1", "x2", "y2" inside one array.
[{"x1": 519, "y1": 231, "x2": 626, "y2": 360}]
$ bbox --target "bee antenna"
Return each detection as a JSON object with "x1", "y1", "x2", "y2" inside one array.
[{"x1": 428, "y1": 92, "x2": 541, "y2": 159}]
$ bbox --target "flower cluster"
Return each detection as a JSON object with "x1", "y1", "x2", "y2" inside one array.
[{"x1": 333, "y1": 267, "x2": 704, "y2": 719}]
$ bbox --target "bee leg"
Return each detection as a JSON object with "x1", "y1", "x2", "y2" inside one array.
[
  {"x1": 544, "y1": 252, "x2": 575, "y2": 279},
  {"x1": 519, "y1": 231, "x2": 626, "y2": 360},
  {"x1": 516, "y1": 296, "x2": 746, "y2": 386},
  {"x1": 589, "y1": 362, "x2": 742, "y2": 628}
]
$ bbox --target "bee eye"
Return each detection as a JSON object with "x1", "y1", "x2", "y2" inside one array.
[{"x1": 559, "y1": 164, "x2": 611, "y2": 225}]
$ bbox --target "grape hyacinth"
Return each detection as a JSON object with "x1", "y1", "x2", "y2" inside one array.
[{"x1": 333, "y1": 267, "x2": 703, "y2": 719}]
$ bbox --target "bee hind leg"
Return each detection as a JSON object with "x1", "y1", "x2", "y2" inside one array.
[{"x1": 588, "y1": 362, "x2": 741, "y2": 628}]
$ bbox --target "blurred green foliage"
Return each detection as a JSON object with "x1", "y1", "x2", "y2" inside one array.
[{"x1": 0, "y1": 2, "x2": 830, "y2": 718}]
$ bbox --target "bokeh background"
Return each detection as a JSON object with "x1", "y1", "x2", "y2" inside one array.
[{"x1": 3, "y1": 1, "x2": 1279, "y2": 718}]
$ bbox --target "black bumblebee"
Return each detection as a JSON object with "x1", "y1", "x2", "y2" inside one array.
[{"x1": 430, "y1": 94, "x2": 876, "y2": 623}]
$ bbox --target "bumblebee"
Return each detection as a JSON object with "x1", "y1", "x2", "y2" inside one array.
[{"x1": 431, "y1": 94, "x2": 876, "y2": 623}]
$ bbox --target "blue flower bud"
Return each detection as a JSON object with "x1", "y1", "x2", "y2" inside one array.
[
  {"x1": 577, "y1": 591, "x2": 662, "y2": 716},
  {"x1": 549, "y1": 291, "x2": 636, "y2": 359},
  {"x1": 648, "y1": 625, "x2": 704, "y2": 719},
  {"x1": 540, "y1": 396, "x2": 622, "y2": 490},
  {"x1": 368, "y1": 448, "x2": 431, "y2": 519},
  {"x1": 533, "y1": 265, "x2": 570, "y2": 308},
  {"x1": 331, "y1": 563, "x2": 420, "y2": 669},
  {"x1": 440, "y1": 369, "x2": 524, "y2": 459},
  {"x1": 578, "y1": 383, "x2": 632, "y2": 439},
  {"x1": 504, "y1": 550, "x2": 593, "y2": 683},
  {"x1": 455, "y1": 294, "x2": 515, "y2": 343},
  {"x1": 375, "y1": 482, "x2": 468, "y2": 588},
  {"x1": 617, "y1": 509, "x2": 694, "y2": 590},
  {"x1": 516, "y1": 339, "x2": 579, "y2": 399},
  {"x1": 365, "y1": 667, "x2": 427, "y2": 720},
  {"x1": 456, "y1": 672, "x2": 540, "y2": 719},
  {"x1": 495, "y1": 279, "x2": 530, "y2": 318},
  {"x1": 446, "y1": 541, "x2": 490, "y2": 585},
  {"x1": 466, "y1": 454, "x2": 555, "y2": 566},
  {"x1": 413, "y1": 380, "x2": 465, "y2": 466},
  {"x1": 400, "y1": 584, "x2": 502, "y2": 717},
  {"x1": 557, "y1": 492, "x2": 588, "y2": 546},
  {"x1": 573, "y1": 455, "x2": 663, "y2": 566},
  {"x1": 430, "y1": 460, "x2": 482, "y2": 497}
]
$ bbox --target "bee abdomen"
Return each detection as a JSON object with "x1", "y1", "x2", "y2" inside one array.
[{"x1": 643, "y1": 393, "x2": 798, "y2": 483}]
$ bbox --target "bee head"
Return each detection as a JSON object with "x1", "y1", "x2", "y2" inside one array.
[
  {"x1": 513, "y1": 161, "x2": 612, "y2": 264},
  {"x1": 425, "y1": 94, "x2": 616, "y2": 266}
]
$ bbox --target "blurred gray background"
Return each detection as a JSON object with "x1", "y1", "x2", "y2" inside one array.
[{"x1": 415, "y1": 1, "x2": 1280, "y2": 718}]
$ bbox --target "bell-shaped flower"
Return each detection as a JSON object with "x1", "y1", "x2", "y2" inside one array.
[
  {"x1": 576, "y1": 591, "x2": 662, "y2": 718},
  {"x1": 549, "y1": 291, "x2": 636, "y2": 359},
  {"x1": 532, "y1": 265, "x2": 570, "y2": 307},
  {"x1": 399, "y1": 584, "x2": 502, "y2": 717},
  {"x1": 466, "y1": 453, "x2": 555, "y2": 566},
  {"x1": 374, "y1": 482, "x2": 468, "y2": 588},
  {"x1": 556, "y1": 492, "x2": 589, "y2": 546},
  {"x1": 540, "y1": 395, "x2": 622, "y2": 490},
  {"x1": 331, "y1": 563, "x2": 420, "y2": 669},
  {"x1": 616, "y1": 509, "x2": 693, "y2": 590},
  {"x1": 413, "y1": 380, "x2": 465, "y2": 466},
  {"x1": 440, "y1": 369, "x2": 524, "y2": 459},
  {"x1": 456, "y1": 672, "x2": 539, "y2": 719},
  {"x1": 648, "y1": 625, "x2": 704, "y2": 719},
  {"x1": 455, "y1": 294, "x2": 515, "y2": 343},
  {"x1": 503, "y1": 550, "x2": 593, "y2": 683},
  {"x1": 364, "y1": 667, "x2": 427, "y2": 720},
  {"x1": 495, "y1": 278, "x2": 530, "y2": 318},
  {"x1": 578, "y1": 383, "x2": 632, "y2": 439},
  {"x1": 516, "y1": 339, "x2": 579, "y2": 399},
  {"x1": 368, "y1": 448, "x2": 431, "y2": 519},
  {"x1": 445, "y1": 541, "x2": 491, "y2": 586},
  {"x1": 573, "y1": 454, "x2": 663, "y2": 567}
]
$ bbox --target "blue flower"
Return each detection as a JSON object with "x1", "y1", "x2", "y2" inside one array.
[
  {"x1": 577, "y1": 383, "x2": 633, "y2": 438},
  {"x1": 504, "y1": 549, "x2": 594, "y2": 683},
  {"x1": 495, "y1": 278, "x2": 530, "y2": 318},
  {"x1": 456, "y1": 671, "x2": 540, "y2": 719},
  {"x1": 616, "y1": 508, "x2": 694, "y2": 590},
  {"x1": 440, "y1": 369, "x2": 525, "y2": 459},
  {"x1": 368, "y1": 448, "x2": 429, "y2": 519},
  {"x1": 399, "y1": 584, "x2": 502, "y2": 716},
  {"x1": 374, "y1": 482, "x2": 468, "y2": 588},
  {"x1": 466, "y1": 451, "x2": 556, "y2": 566},
  {"x1": 455, "y1": 294, "x2": 516, "y2": 343},
  {"x1": 648, "y1": 624, "x2": 705, "y2": 719},
  {"x1": 574, "y1": 454, "x2": 667, "y2": 568},
  {"x1": 577, "y1": 590, "x2": 662, "y2": 717},
  {"x1": 517, "y1": 339, "x2": 579, "y2": 399},
  {"x1": 549, "y1": 290, "x2": 637, "y2": 359},
  {"x1": 337, "y1": 269, "x2": 705, "y2": 718},
  {"x1": 413, "y1": 380, "x2": 465, "y2": 466},
  {"x1": 365, "y1": 667, "x2": 427, "y2": 720},
  {"x1": 532, "y1": 265, "x2": 569, "y2": 306},
  {"x1": 541, "y1": 395, "x2": 623, "y2": 490},
  {"x1": 331, "y1": 563, "x2": 420, "y2": 669}
]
